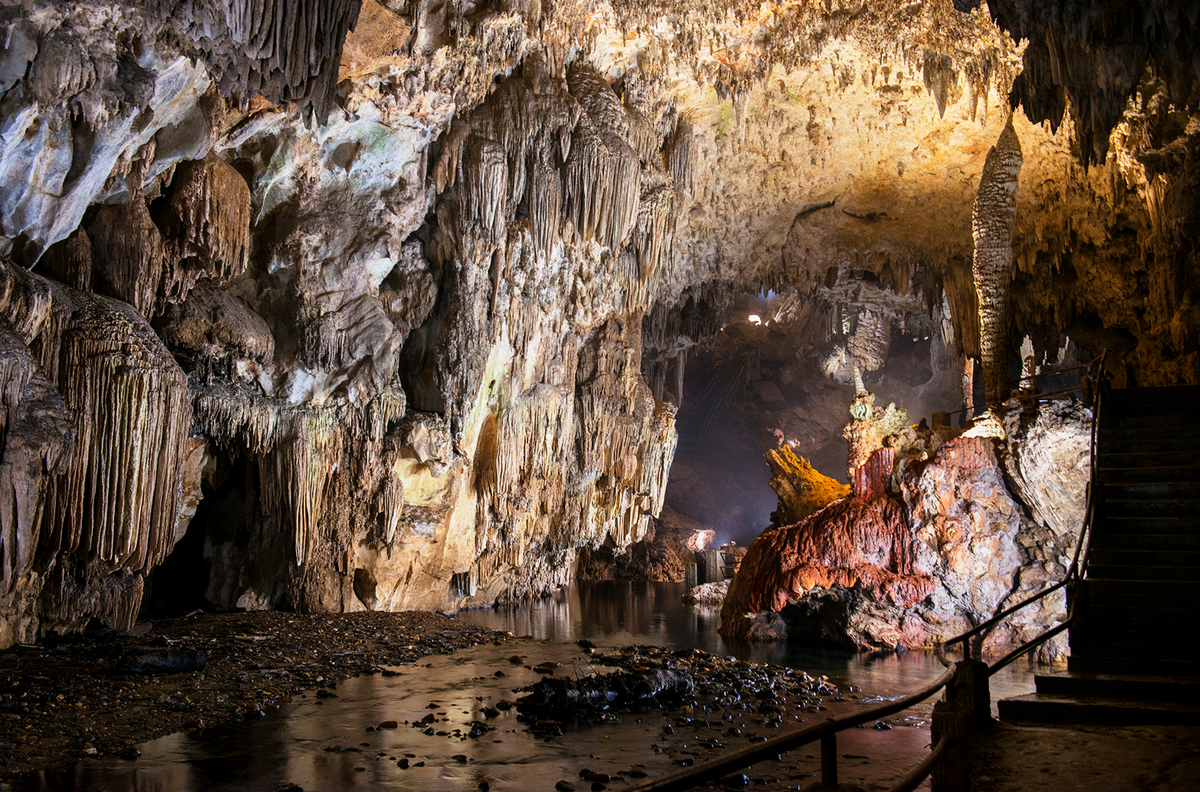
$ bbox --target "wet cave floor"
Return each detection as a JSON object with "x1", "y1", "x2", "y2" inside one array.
[{"x1": 0, "y1": 586, "x2": 1039, "y2": 791}]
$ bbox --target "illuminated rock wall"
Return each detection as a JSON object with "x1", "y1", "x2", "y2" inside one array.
[
  {"x1": 0, "y1": 0, "x2": 1196, "y2": 644},
  {"x1": 721, "y1": 401, "x2": 1085, "y2": 658}
]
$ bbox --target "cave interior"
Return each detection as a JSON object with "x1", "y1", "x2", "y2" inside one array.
[{"x1": 1, "y1": 0, "x2": 1199, "y2": 784}]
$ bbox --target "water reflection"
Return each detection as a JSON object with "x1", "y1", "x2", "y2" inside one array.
[
  {"x1": 460, "y1": 581, "x2": 1041, "y2": 707},
  {"x1": 5, "y1": 582, "x2": 1044, "y2": 792}
]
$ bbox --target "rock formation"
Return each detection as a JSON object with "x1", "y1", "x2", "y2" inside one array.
[
  {"x1": 721, "y1": 398, "x2": 1086, "y2": 658},
  {"x1": 764, "y1": 445, "x2": 850, "y2": 526},
  {"x1": 972, "y1": 118, "x2": 1023, "y2": 405},
  {"x1": 0, "y1": 0, "x2": 1197, "y2": 645}
]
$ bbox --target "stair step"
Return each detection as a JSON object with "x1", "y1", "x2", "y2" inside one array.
[
  {"x1": 1104, "y1": 385, "x2": 1200, "y2": 408},
  {"x1": 1097, "y1": 516, "x2": 1200, "y2": 535},
  {"x1": 1034, "y1": 671, "x2": 1200, "y2": 701},
  {"x1": 1099, "y1": 439, "x2": 1200, "y2": 455},
  {"x1": 1097, "y1": 466, "x2": 1200, "y2": 484},
  {"x1": 1068, "y1": 655, "x2": 1200, "y2": 675},
  {"x1": 1081, "y1": 629, "x2": 1200, "y2": 649},
  {"x1": 1070, "y1": 649, "x2": 1196, "y2": 669},
  {"x1": 998, "y1": 692, "x2": 1200, "y2": 725},
  {"x1": 1088, "y1": 548, "x2": 1200, "y2": 567},
  {"x1": 1097, "y1": 450, "x2": 1200, "y2": 468},
  {"x1": 1103, "y1": 481, "x2": 1200, "y2": 499},
  {"x1": 1103, "y1": 403, "x2": 1196, "y2": 419},
  {"x1": 1086, "y1": 564, "x2": 1200, "y2": 582},
  {"x1": 1104, "y1": 499, "x2": 1200, "y2": 518},
  {"x1": 1093, "y1": 533, "x2": 1200, "y2": 552},
  {"x1": 1088, "y1": 591, "x2": 1200, "y2": 611},
  {"x1": 1082, "y1": 606, "x2": 1199, "y2": 629},
  {"x1": 1087, "y1": 564, "x2": 1200, "y2": 581},
  {"x1": 1098, "y1": 414, "x2": 1200, "y2": 436},
  {"x1": 1084, "y1": 578, "x2": 1199, "y2": 598}
]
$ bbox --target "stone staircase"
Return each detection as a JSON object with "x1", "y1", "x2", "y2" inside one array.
[{"x1": 999, "y1": 385, "x2": 1200, "y2": 724}]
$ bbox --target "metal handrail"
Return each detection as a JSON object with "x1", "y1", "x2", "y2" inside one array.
[
  {"x1": 890, "y1": 735, "x2": 952, "y2": 792},
  {"x1": 627, "y1": 666, "x2": 955, "y2": 792},
  {"x1": 942, "y1": 578, "x2": 1071, "y2": 650},
  {"x1": 1005, "y1": 359, "x2": 1098, "y2": 385},
  {"x1": 631, "y1": 350, "x2": 1109, "y2": 792},
  {"x1": 967, "y1": 348, "x2": 1108, "y2": 674},
  {"x1": 944, "y1": 349, "x2": 1107, "y2": 661}
]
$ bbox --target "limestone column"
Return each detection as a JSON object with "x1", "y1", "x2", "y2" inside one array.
[{"x1": 971, "y1": 117, "x2": 1023, "y2": 405}]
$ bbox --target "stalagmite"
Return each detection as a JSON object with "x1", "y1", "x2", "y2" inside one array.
[{"x1": 971, "y1": 118, "x2": 1023, "y2": 404}]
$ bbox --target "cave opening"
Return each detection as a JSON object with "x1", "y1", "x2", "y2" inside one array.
[
  {"x1": 141, "y1": 453, "x2": 256, "y2": 618},
  {"x1": 659, "y1": 278, "x2": 967, "y2": 552}
]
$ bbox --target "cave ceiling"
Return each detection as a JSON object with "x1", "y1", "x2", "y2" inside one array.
[{"x1": 1, "y1": 0, "x2": 1198, "y2": 642}]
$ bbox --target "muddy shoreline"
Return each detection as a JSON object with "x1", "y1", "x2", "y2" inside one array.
[{"x1": 0, "y1": 611, "x2": 503, "y2": 775}]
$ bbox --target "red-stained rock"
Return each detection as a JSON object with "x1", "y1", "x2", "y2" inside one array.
[
  {"x1": 719, "y1": 494, "x2": 934, "y2": 642},
  {"x1": 721, "y1": 406, "x2": 1080, "y2": 657},
  {"x1": 853, "y1": 447, "x2": 894, "y2": 498}
]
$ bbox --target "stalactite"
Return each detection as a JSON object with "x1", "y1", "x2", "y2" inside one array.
[
  {"x1": 464, "y1": 139, "x2": 510, "y2": 247},
  {"x1": 847, "y1": 309, "x2": 892, "y2": 379},
  {"x1": 156, "y1": 153, "x2": 252, "y2": 304},
  {"x1": 528, "y1": 151, "x2": 562, "y2": 259},
  {"x1": 563, "y1": 64, "x2": 643, "y2": 253},
  {"x1": 38, "y1": 560, "x2": 144, "y2": 633},
  {"x1": 922, "y1": 52, "x2": 958, "y2": 119},
  {"x1": 376, "y1": 474, "x2": 404, "y2": 546},
  {"x1": 665, "y1": 116, "x2": 697, "y2": 195},
  {"x1": 259, "y1": 434, "x2": 337, "y2": 567},
  {"x1": 631, "y1": 181, "x2": 675, "y2": 301},
  {"x1": 87, "y1": 198, "x2": 168, "y2": 320},
  {"x1": 40, "y1": 228, "x2": 93, "y2": 293},
  {"x1": 0, "y1": 259, "x2": 191, "y2": 606},
  {"x1": 971, "y1": 118, "x2": 1023, "y2": 405},
  {"x1": 86, "y1": 153, "x2": 252, "y2": 320},
  {"x1": 984, "y1": 0, "x2": 1200, "y2": 167},
  {"x1": 41, "y1": 297, "x2": 192, "y2": 572},
  {"x1": 152, "y1": 0, "x2": 364, "y2": 121},
  {"x1": 562, "y1": 120, "x2": 641, "y2": 254},
  {"x1": 0, "y1": 327, "x2": 70, "y2": 608},
  {"x1": 193, "y1": 381, "x2": 405, "y2": 455}
]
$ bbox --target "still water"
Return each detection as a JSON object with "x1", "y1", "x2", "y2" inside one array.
[
  {"x1": 459, "y1": 581, "x2": 1040, "y2": 707},
  {"x1": 8, "y1": 582, "x2": 1041, "y2": 792}
]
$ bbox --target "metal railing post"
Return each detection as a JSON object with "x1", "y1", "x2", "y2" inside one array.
[
  {"x1": 820, "y1": 730, "x2": 838, "y2": 788},
  {"x1": 931, "y1": 660, "x2": 989, "y2": 792}
]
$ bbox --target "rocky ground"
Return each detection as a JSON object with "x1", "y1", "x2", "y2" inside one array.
[
  {"x1": 0, "y1": 611, "x2": 501, "y2": 774},
  {"x1": 0, "y1": 611, "x2": 944, "y2": 791}
]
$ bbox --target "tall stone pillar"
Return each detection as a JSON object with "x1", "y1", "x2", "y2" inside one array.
[{"x1": 972, "y1": 117, "x2": 1023, "y2": 405}]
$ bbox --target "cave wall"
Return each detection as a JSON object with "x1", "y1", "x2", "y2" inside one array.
[{"x1": 1, "y1": 0, "x2": 1198, "y2": 644}]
